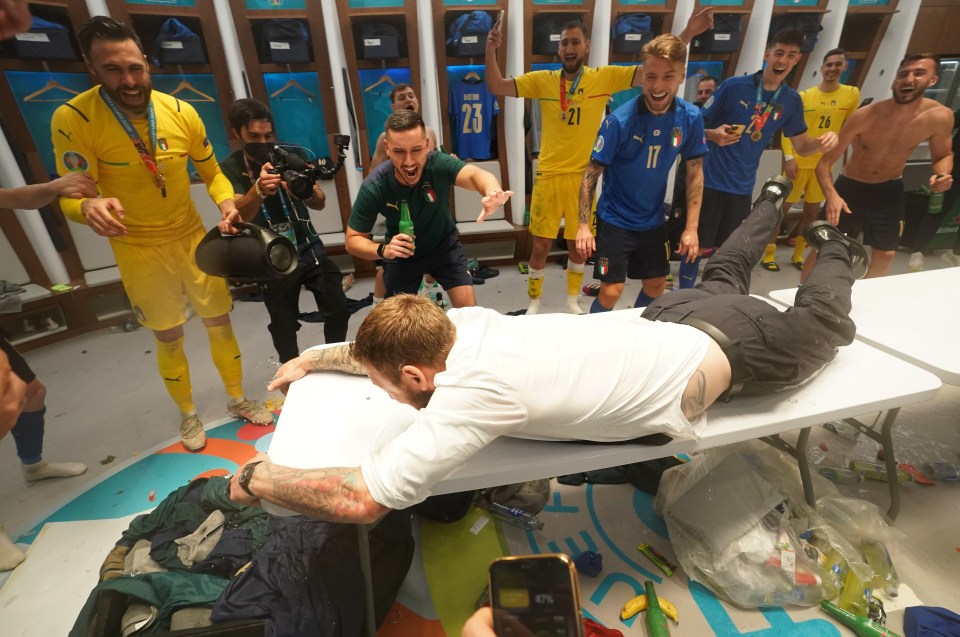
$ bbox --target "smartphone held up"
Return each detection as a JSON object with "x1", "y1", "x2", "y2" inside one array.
[{"x1": 490, "y1": 554, "x2": 584, "y2": 637}]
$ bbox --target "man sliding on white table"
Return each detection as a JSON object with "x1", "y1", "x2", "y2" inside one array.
[{"x1": 228, "y1": 177, "x2": 869, "y2": 524}]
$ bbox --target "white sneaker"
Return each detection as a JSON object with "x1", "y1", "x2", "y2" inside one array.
[
  {"x1": 907, "y1": 251, "x2": 924, "y2": 271},
  {"x1": 941, "y1": 252, "x2": 960, "y2": 267},
  {"x1": 564, "y1": 296, "x2": 585, "y2": 315},
  {"x1": 526, "y1": 298, "x2": 541, "y2": 315}
]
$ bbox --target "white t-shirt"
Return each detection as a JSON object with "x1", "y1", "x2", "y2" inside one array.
[{"x1": 361, "y1": 307, "x2": 711, "y2": 510}]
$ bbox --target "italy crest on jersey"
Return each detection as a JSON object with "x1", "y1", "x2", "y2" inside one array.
[
  {"x1": 158, "y1": 138, "x2": 168, "y2": 151},
  {"x1": 598, "y1": 257, "x2": 609, "y2": 275},
  {"x1": 671, "y1": 127, "x2": 682, "y2": 148},
  {"x1": 423, "y1": 183, "x2": 437, "y2": 203}
]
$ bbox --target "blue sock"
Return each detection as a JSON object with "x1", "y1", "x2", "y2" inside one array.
[
  {"x1": 634, "y1": 290, "x2": 656, "y2": 308},
  {"x1": 590, "y1": 298, "x2": 611, "y2": 313},
  {"x1": 10, "y1": 407, "x2": 45, "y2": 464},
  {"x1": 678, "y1": 258, "x2": 701, "y2": 289}
]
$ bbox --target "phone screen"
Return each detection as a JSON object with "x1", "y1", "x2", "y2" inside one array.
[
  {"x1": 490, "y1": 555, "x2": 583, "y2": 637},
  {"x1": 495, "y1": 10, "x2": 504, "y2": 30},
  {"x1": 729, "y1": 124, "x2": 745, "y2": 134}
]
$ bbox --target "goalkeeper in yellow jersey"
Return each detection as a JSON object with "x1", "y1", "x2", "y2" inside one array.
[{"x1": 52, "y1": 17, "x2": 273, "y2": 451}]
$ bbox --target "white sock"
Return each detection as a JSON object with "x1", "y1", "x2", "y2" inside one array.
[
  {"x1": 372, "y1": 296, "x2": 384, "y2": 306},
  {"x1": 565, "y1": 295, "x2": 584, "y2": 315},
  {"x1": 0, "y1": 526, "x2": 25, "y2": 571},
  {"x1": 22, "y1": 460, "x2": 88, "y2": 482},
  {"x1": 526, "y1": 298, "x2": 541, "y2": 315}
]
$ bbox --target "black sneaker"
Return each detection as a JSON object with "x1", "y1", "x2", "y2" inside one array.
[
  {"x1": 753, "y1": 175, "x2": 792, "y2": 212},
  {"x1": 804, "y1": 221, "x2": 870, "y2": 279}
]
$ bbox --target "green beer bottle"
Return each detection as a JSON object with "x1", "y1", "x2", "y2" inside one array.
[
  {"x1": 643, "y1": 581, "x2": 671, "y2": 637},
  {"x1": 821, "y1": 600, "x2": 902, "y2": 637},
  {"x1": 398, "y1": 200, "x2": 414, "y2": 245}
]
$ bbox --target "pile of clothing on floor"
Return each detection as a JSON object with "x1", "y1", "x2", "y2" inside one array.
[{"x1": 70, "y1": 476, "x2": 413, "y2": 637}]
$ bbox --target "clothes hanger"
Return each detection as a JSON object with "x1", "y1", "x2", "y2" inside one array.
[
  {"x1": 364, "y1": 74, "x2": 396, "y2": 92},
  {"x1": 23, "y1": 80, "x2": 79, "y2": 102},
  {"x1": 270, "y1": 78, "x2": 315, "y2": 100},
  {"x1": 170, "y1": 79, "x2": 215, "y2": 102},
  {"x1": 463, "y1": 70, "x2": 482, "y2": 81}
]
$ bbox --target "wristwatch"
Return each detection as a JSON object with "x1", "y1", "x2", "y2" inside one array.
[
  {"x1": 238, "y1": 461, "x2": 262, "y2": 497},
  {"x1": 377, "y1": 243, "x2": 386, "y2": 258}
]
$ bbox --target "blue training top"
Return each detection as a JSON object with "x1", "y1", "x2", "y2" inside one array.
[
  {"x1": 701, "y1": 71, "x2": 806, "y2": 196},
  {"x1": 591, "y1": 94, "x2": 707, "y2": 231}
]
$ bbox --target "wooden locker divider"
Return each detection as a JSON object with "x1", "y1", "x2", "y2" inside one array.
[
  {"x1": 335, "y1": 0, "x2": 421, "y2": 174},
  {"x1": 838, "y1": 0, "x2": 899, "y2": 88},
  {"x1": 433, "y1": 1, "x2": 525, "y2": 265},
  {"x1": 687, "y1": 0, "x2": 755, "y2": 81}
]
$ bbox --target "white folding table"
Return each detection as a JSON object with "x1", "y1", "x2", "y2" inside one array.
[
  {"x1": 768, "y1": 267, "x2": 959, "y2": 520},
  {"x1": 266, "y1": 338, "x2": 940, "y2": 637}
]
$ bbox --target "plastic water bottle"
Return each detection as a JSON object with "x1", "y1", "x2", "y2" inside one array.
[
  {"x1": 922, "y1": 462, "x2": 960, "y2": 481},
  {"x1": 862, "y1": 540, "x2": 899, "y2": 597},
  {"x1": 838, "y1": 568, "x2": 872, "y2": 616},
  {"x1": 480, "y1": 501, "x2": 544, "y2": 531}
]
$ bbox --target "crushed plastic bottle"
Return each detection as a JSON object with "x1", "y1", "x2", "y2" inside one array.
[
  {"x1": 862, "y1": 540, "x2": 899, "y2": 597},
  {"x1": 479, "y1": 501, "x2": 544, "y2": 531},
  {"x1": 922, "y1": 462, "x2": 960, "y2": 481}
]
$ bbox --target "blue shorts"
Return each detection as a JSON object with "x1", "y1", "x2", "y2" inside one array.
[
  {"x1": 383, "y1": 233, "x2": 473, "y2": 296},
  {"x1": 593, "y1": 219, "x2": 670, "y2": 283}
]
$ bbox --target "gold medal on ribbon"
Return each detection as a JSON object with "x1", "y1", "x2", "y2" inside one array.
[
  {"x1": 153, "y1": 171, "x2": 165, "y2": 190},
  {"x1": 560, "y1": 111, "x2": 568, "y2": 122},
  {"x1": 751, "y1": 130, "x2": 763, "y2": 142}
]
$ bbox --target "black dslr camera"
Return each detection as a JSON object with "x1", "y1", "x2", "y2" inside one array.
[{"x1": 268, "y1": 134, "x2": 351, "y2": 199}]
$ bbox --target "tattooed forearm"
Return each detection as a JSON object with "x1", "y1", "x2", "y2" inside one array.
[
  {"x1": 263, "y1": 463, "x2": 386, "y2": 523},
  {"x1": 680, "y1": 370, "x2": 707, "y2": 420},
  {"x1": 684, "y1": 157, "x2": 704, "y2": 228},
  {"x1": 579, "y1": 160, "x2": 605, "y2": 225},
  {"x1": 305, "y1": 343, "x2": 366, "y2": 375}
]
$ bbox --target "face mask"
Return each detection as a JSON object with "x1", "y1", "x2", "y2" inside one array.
[{"x1": 244, "y1": 142, "x2": 275, "y2": 165}]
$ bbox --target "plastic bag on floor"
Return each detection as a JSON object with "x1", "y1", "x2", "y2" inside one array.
[{"x1": 654, "y1": 442, "x2": 903, "y2": 608}]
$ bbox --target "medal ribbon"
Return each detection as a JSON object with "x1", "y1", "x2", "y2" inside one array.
[
  {"x1": 559, "y1": 67, "x2": 584, "y2": 115},
  {"x1": 100, "y1": 88, "x2": 165, "y2": 196},
  {"x1": 749, "y1": 77, "x2": 784, "y2": 139}
]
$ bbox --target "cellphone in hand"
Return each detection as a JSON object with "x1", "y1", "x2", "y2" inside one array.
[
  {"x1": 728, "y1": 124, "x2": 745, "y2": 135},
  {"x1": 490, "y1": 554, "x2": 584, "y2": 637},
  {"x1": 495, "y1": 9, "x2": 505, "y2": 30}
]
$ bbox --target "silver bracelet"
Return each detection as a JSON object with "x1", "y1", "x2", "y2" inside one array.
[{"x1": 254, "y1": 178, "x2": 266, "y2": 199}]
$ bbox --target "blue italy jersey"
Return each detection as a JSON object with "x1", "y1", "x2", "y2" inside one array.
[
  {"x1": 701, "y1": 72, "x2": 805, "y2": 195},
  {"x1": 591, "y1": 95, "x2": 707, "y2": 231},
  {"x1": 449, "y1": 79, "x2": 500, "y2": 160}
]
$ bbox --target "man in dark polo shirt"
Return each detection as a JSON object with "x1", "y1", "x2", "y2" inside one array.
[{"x1": 347, "y1": 110, "x2": 511, "y2": 308}]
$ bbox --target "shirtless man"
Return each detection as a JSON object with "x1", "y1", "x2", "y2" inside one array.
[
  {"x1": 369, "y1": 84, "x2": 439, "y2": 170},
  {"x1": 808, "y1": 54, "x2": 954, "y2": 279}
]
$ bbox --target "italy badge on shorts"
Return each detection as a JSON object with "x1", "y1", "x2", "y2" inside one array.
[
  {"x1": 598, "y1": 257, "x2": 609, "y2": 275},
  {"x1": 671, "y1": 127, "x2": 682, "y2": 148}
]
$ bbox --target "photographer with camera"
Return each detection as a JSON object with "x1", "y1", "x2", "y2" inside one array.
[{"x1": 219, "y1": 98, "x2": 350, "y2": 363}]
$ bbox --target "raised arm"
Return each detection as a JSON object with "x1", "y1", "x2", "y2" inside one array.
[
  {"x1": 575, "y1": 159, "x2": 605, "y2": 259},
  {"x1": 677, "y1": 7, "x2": 714, "y2": 45},
  {"x1": 485, "y1": 20, "x2": 517, "y2": 97},
  {"x1": 229, "y1": 458, "x2": 389, "y2": 524}
]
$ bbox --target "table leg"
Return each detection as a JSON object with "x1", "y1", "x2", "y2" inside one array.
[
  {"x1": 877, "y1": 408, "x2": 901, "y2": 521},
  {"x1": 795, "y1": 428, "x2": 815, "y2": 509},
  {"x1": 358, "y1": 524, "x2": 377, "y2": 637}
]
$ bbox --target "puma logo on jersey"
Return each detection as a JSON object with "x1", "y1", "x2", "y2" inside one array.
[
  {"x1": 58, "y1": 129, "x2": 73, "y2": 142},
  {"x1": 632, "y1": 135, "x2": 644, "y2": 144},
  {"x1": 739, "y1": 100, "x2": 750, "y2": 109},
  {"x1": 385, "y1": 202, "x2": 399, "y2": 211}
]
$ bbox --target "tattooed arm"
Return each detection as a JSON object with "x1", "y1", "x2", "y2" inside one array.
[
  {"x1": 680, "y1": 370, "x2": 707, "y2": 420},
  {"x1": 230, "y1": 456, "x2": 389, "y2": 524},
  {"x1": 679, "y1": 156, "x2": 703, "y2": 263},
  {"x1": 575, "y1": 159, "x2": 606, "y2": 260},
  {"x1": 267, "y1": 343, "x2": 366, "y2": 394}
]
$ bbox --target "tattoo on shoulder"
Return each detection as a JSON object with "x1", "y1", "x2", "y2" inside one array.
[
  {"x1": 681, "y1": 370, "x2": 707, "y2": 420},
  {"x1": 308, "y1": 344, "x2": 366, "y2": 375}
]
